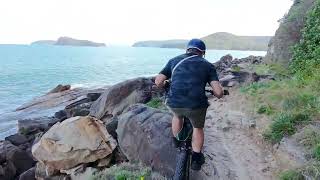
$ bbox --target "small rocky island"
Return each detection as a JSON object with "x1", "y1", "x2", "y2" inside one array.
[{"x1": 31, "y1": 37, "x2": 106, "y2": 47}]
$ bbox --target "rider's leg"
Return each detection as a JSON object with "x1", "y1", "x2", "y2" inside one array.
[
  {"x1": 171, "y1": 114, "x2": 183, "y2": 136},
  {"x1": 192, "y1": 128, "x2": 204, "y2": 152}
]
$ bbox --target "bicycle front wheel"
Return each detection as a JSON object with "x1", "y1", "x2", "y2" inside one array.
[{"x1": 173, "y1": 149, "x2": 188, "y2": 180}]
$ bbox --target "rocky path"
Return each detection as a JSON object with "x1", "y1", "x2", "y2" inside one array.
[{"x1": 191, "y1": 90, "x2": 277, "y2": 180}]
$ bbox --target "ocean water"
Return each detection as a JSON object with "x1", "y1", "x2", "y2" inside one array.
[{"x1": 0, "y1": 44, "x2": 265, "y2": 136}]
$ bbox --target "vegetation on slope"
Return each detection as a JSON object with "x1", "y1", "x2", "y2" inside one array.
[{"x1": 243, "y1": 0, "x2": 320, "y2": 178}]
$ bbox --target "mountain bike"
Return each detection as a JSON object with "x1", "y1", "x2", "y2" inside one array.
[{"x1": 172, "y1": 89, "x2": 214, "y2": 180}]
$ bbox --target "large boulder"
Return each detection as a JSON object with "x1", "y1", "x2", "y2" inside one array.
[
  {"x1": 90, "y1": 77, "x2": 153, "y2": 121},
  {"x1": 32, "y1": 116, "x2": 117, "y2": 171},
  {"x1": 117, "y1": 104, "x2": 176, "y2": 177}
]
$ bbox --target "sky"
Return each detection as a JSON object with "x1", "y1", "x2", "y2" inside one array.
[{"x1": 0, "y1": 0, "x2": 293, "y2": 45}]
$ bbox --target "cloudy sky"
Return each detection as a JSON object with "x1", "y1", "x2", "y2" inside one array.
[{"x1": 0, "y1": 0, "x2": 292, "y2": 45}]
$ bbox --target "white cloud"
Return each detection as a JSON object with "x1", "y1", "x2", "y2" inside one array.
[{"x1": 0, "y1": 0, "x2": 292, "y2": 45}]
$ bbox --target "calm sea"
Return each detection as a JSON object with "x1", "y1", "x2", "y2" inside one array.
[{"x1": 0, "y1": 44, "x2": 266, "y2": 137}]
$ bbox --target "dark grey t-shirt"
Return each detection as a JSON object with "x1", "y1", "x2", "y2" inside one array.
[{"x1": 160, "y1": 53, "x2": 219, "y2": 109}]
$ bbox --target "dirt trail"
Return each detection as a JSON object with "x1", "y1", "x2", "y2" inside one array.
[{"x1": 190, "y1": 89, "x2": 278, "y2": 180}]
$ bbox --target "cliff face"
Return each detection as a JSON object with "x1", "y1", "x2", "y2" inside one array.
[{"x1": 264, "y1": 0, "x2": 315, "y2": 65}]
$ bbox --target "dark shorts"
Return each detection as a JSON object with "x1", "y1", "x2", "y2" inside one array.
[{"x1": 168, "y1": 107, "x2": 207, "y2": 128}]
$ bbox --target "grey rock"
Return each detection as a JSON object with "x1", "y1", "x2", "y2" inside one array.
[
  {"x1": 87, "y1": 93, "x2": 102, "y2": 101},
  {"x1": 18, "y1": 117, "x2": 56, "y2": 135},
  {"x1": 0, "y1": 161, "x2": 16, "y2": 180},
  {"x1": 1, "y1": 141, "x2": 35, "y2": 175},
  {"x1": 48, "y1": 84, "x2": 71, "y2": 94},
  {"x1": 19, "y1": 167, "x2": 35, "y2": 180},
  {"x1": 54, "y1": 110, "x2": 67, "y2": 121},
  {"x1": 5, "y1": 134, "x2": 28, "y2": 146},
  {"x1": 90, "y1": 77, "x2": 153, "y2": 120},
  {"x1": 105, "y1": 116, "x2": 118, "y2": 139},
  {"x1": 117, "y1": 104, "x2": 176, "y2": 177}
]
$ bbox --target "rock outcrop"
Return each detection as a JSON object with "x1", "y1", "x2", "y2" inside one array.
[
  {"x1": 48, "y1": 84, "x2": 71, "y2": 94},
  {"x1": 89, "y1": 77, "x2": 153, "y2": 122},
  {"x1": 214, "y1": 55, "x2": 274, "y2": 87},
  {"x1": 265, "y1": 0, "x2": 315, "y2": 64},
  {"x1": 117, "y1": 104, "x2": 176, "y2": 177},
  {"x1": 32, "y1": 116, "x2": 117, "y2": 171}
]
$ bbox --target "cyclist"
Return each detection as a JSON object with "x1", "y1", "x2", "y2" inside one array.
[{"x1": 155, "y1": 39, "x2": 223, "y2": 170}]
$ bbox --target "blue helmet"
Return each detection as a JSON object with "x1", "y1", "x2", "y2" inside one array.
[{"x1": 187, "y1": 39, "x2": 206, "y2": 52}]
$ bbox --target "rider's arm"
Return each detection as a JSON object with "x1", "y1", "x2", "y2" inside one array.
[
  {"x1": 155, "y1": 60, "x2": 172, "y2": 88},
  {"x1": 155, "y1": 74, "x2": 168, "y2": 88},
  {"x1": 208, "y1": 63, "x2": 223, "y2": 99},
  {"x1": 210, "y1": 81, "x2": 223, "y2": 98}
]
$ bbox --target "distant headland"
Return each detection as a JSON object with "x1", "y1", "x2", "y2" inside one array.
[
  {"x1": 132, "y1": 32, "x2": 272, "y2": 51},
  {"x1": 31, "y1": 36, "x2": 106, "y2": 47}
]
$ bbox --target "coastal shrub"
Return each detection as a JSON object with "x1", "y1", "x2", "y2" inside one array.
[
  {"x1": 291, "y1": 0, "x2": 320, "y2": 79},
  {"x1": 91, "y1": 163, "x2": 155, "y2": 180},
  {"x1": 263, "y1": 112, "x2": 310, "y2": 143},
  {"x1": 279, "y1": 169, "x2": 304, "y2": 180}
]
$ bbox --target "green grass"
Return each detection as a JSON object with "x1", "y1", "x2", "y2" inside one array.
[
  {"x1": 241, "y1": 73, "x2": 320, "y2": 144},
  {"x1": 298, "y1": 127, "x2": 320, "y2": 149},
  {"x1": 314, "y1": 144, "x2": 320, "y2": 161},
  {"x1": 250, "y1": 63, "x2": 290, "y2": 79},
  {"x1": 231, "y1": 65, "x2": 241, "y2": 72},
  {"x1": 280, "y1": 161, "x2": 320, "y2": 180},
  {"x1": 263, "y1": 113, "x2": 310, "y2": 143},
  {"x1": 257, "y1": 104, "x2": 274, "y2": 115},
  {"x1": 146, "y1": 98, "x2": 164, "y2": 109},
  {"x1": 301, "y1": 161, "x2": 320, "y2": 179},
  {"x1": 279, "y1": 170, "x2": 304, "y2": 180}
]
